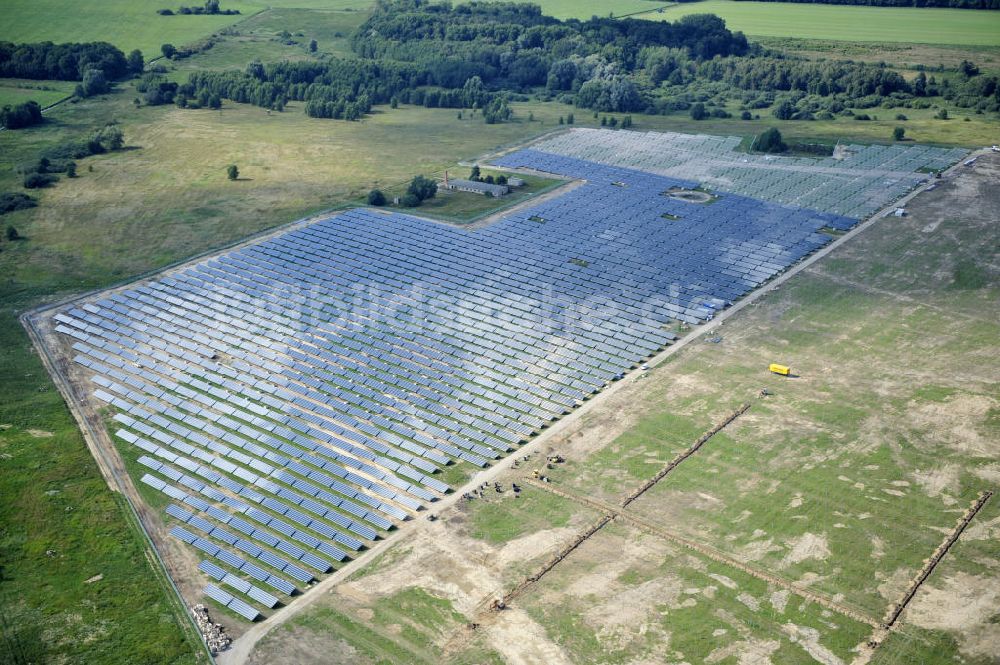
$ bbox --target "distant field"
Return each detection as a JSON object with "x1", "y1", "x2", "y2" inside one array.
[
  {"x1": 636, "y1": 0, "x2": 1000, "y2": 45},
  {"x1": 0, "y1": 79, "x2": 75, "y2": 108},
  {"x1": 0, "y1": 0, "x2": 266, "y2": 56},
  {"x1": 486, "y1": 0, "x2": 674, "y2": 19}
]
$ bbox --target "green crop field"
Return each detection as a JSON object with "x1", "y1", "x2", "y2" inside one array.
[{"x1": 636, "y1": 0, "x2": 1000, "y2": 45}]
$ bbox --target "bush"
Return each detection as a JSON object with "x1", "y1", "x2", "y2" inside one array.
[
  {"x1": 401, "y1": 193, "x2": 421, "y2": 207},
  {"x1": 367, "y1": 189, "x2": 386, "y2": 206},
  {"x1": 227, "y1": 164, "x2": 239, "y2": 180},
  {"x1": 740, "y1": 110, "x2": 752, "y2": 120},
  {"x1": 893, "y1": 126, "x2": 905, "y2": 141},
  {"x1": 756, "y1": 127, "x2": 786, "y2": 153},
  {"x1": 0, "y1": 101, "x2": 43, "y2": 129},
  {"x1": 689, "y1": 102, "x2": 707, "y2": 120},
  {"x1": 23, "y1": 172, "x2": 58, "y2": 189},
  {"x1": 0, "y1": 192, "x2": 37, "y2": 215},
  {"x1": 75, "y1": 68, "x2": 109, "y2": 98},
  {"x1": 406, "y1": 175, "x2": 437, "y2": 202},
  {"x1": 895, "y1": 113, "x2": 908, "y2": 121},
  {"x1": 772, "y1": 100, "x2": 795, "y2": 120},
  {"x1": 936, "y1": 108, "x2": 949, "y2": 119}
]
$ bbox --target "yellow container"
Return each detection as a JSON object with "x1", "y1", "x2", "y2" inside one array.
[{"x1": 769, "y1": 363, "x2": 790, "y2": 376}]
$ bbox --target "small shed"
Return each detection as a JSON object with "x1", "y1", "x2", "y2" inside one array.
[{"x1": 439, "y1": 175, "x2": 509, "y2": 198}]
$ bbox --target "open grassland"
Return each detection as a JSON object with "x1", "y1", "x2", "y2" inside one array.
[
  {"x1": 0, "y1": 79, "x2": 76, "y2": 109},
  {"x1": 0, "y1": 309, "x2": 206, "y2": 664},
  {"x1": 378, "y1": 170, "x2": 565, "y2": 224},
  {"x1": 165, "y1": 9, "x2": 371, "y2": 78},
  {"x1": 241, "y1": 153, "x2": 999, "y2": 665},
  {"x1": 519, "y1": 521, "x2": 873, "y2": 664},
  {"x1": 756, "y1": 38, "x2": 1000, "y2": 73},
  {"x1": 637, "y1": 0, "x2": 1000, "y2": 45},
  {"x1": 0, "y1": 0, "x2": 265, "y2": 57}
]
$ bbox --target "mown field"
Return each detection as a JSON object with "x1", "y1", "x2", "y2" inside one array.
[{"x1": 636, "y1": 0, "x2": 1000, "y2": 45}]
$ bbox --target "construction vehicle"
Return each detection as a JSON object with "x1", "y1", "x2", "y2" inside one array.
[{"x1": 769, "y1": 363, "x2": 791, "y2": 376}]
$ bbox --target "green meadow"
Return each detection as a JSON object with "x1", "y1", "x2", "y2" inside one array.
[{"x1": 637, "y1": 0, "x2": 1000, "y2": 45}]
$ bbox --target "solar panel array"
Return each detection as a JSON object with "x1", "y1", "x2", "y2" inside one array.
[
  {"x1": 526, "y1": 128, "x2": 967, "y2": 218},
  {"x1": 55, "y1": 141, "x2": 871, "y2": 620}
]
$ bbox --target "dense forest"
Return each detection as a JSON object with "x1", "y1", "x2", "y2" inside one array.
[
  {"x1": 182, "y1": 0, "x2": 750, "y2": 117},
  {"x1": 0, "y1": 42, "x2": 131, "y2": 81},
  {"x1": 176, "y1": 0, "x2": 998, "y2": 121},
  {"x1": 732, "y1": 0, "x2": 1000, "y2": 9}
]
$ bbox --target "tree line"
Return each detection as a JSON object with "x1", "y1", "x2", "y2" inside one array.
[
  {"x1": 172, "y1": 0, "x2": 997, "y2": 122},
  {"x1": 0, "y1": 41, "x2": 134, "y2": 81},
  {"x1": 732, "y1": 0, "x2": 999, "y2": 8}
]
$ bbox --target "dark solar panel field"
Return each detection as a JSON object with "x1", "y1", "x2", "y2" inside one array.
[{"x1": 50, "y1": 148, "x2": 891, "y2": 619}]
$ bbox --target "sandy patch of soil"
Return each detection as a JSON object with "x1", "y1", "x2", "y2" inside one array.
[
  {"x1": 870, "y1": 536, "x2": 885, "y2": 561},
  {"x1": 907, "y1": 394, "x2": 998, "y2": 457},
  {"x1": 246, "y1": 626, "x2": 364, "y2": 665},
  {"x1": 876, "y1": 567, "x2": 913, "y2": 601},
  {"x1": 781, "y1": 533, "x2": 831, "y2": 567},
  {"x1": 706, "y1": 637, "x2": 780, "y2": 665},
  {"x1": 496, "y1": 527, "x2": 580, "y2": 568},
  {"x1": 911, "y1": 465, "x2": 962, "y2": 499},
  {"x1": 906, "y1": 572, "x2": 1000, "y2": 661},
  {"x1": 582, "y1": 577, "x2": 679, "y2": 651},
  {"x1": 738, "y1": 537, "x2": 783, "y2": 562},
  {"x1": 708, "y1": 573, "x2": 739, "y2": 590},
  {"x1": 487, "y1": 607, "x2": 575, "y2": 665},
  {"x1": 782, "y1": 623, "x2": 845, "y2": 665},
  {"x1": 972, "y1": 463, "x2": 1000, "y2": 485},
  {"x1": 27, "y1": 429, "x2": 54, "y2": 438},
  {"x1": 963, "y1": 515, "x2": 1000, "y2": 542},
  {"x1": 770, "y1": 589, "x2": 790, "y2": 613}
]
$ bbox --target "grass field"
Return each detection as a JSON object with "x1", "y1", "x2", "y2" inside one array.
[
  {"x1": 482, "y1": 0, "x2": 674, "y2": 19},
  {"x1": 0, "y1": 79, "x2": 76, "y2": 109},
  {"x1": 755, "y1": 38, "x2": 1000, "y2": 73},
  {"x1": 636, "y1": 0, "x2": 1000, "y2": 45},
  {"x1": 0, "y1": 0, "x2": 267, "y2": 57},
  {"x1": 376, "y1": 170, "x2": 565, "y2": 224}
]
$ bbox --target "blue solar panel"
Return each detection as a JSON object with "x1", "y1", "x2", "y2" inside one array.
[{"x1": 59, "y1": 132, "x2": 957, "y2": 621}]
